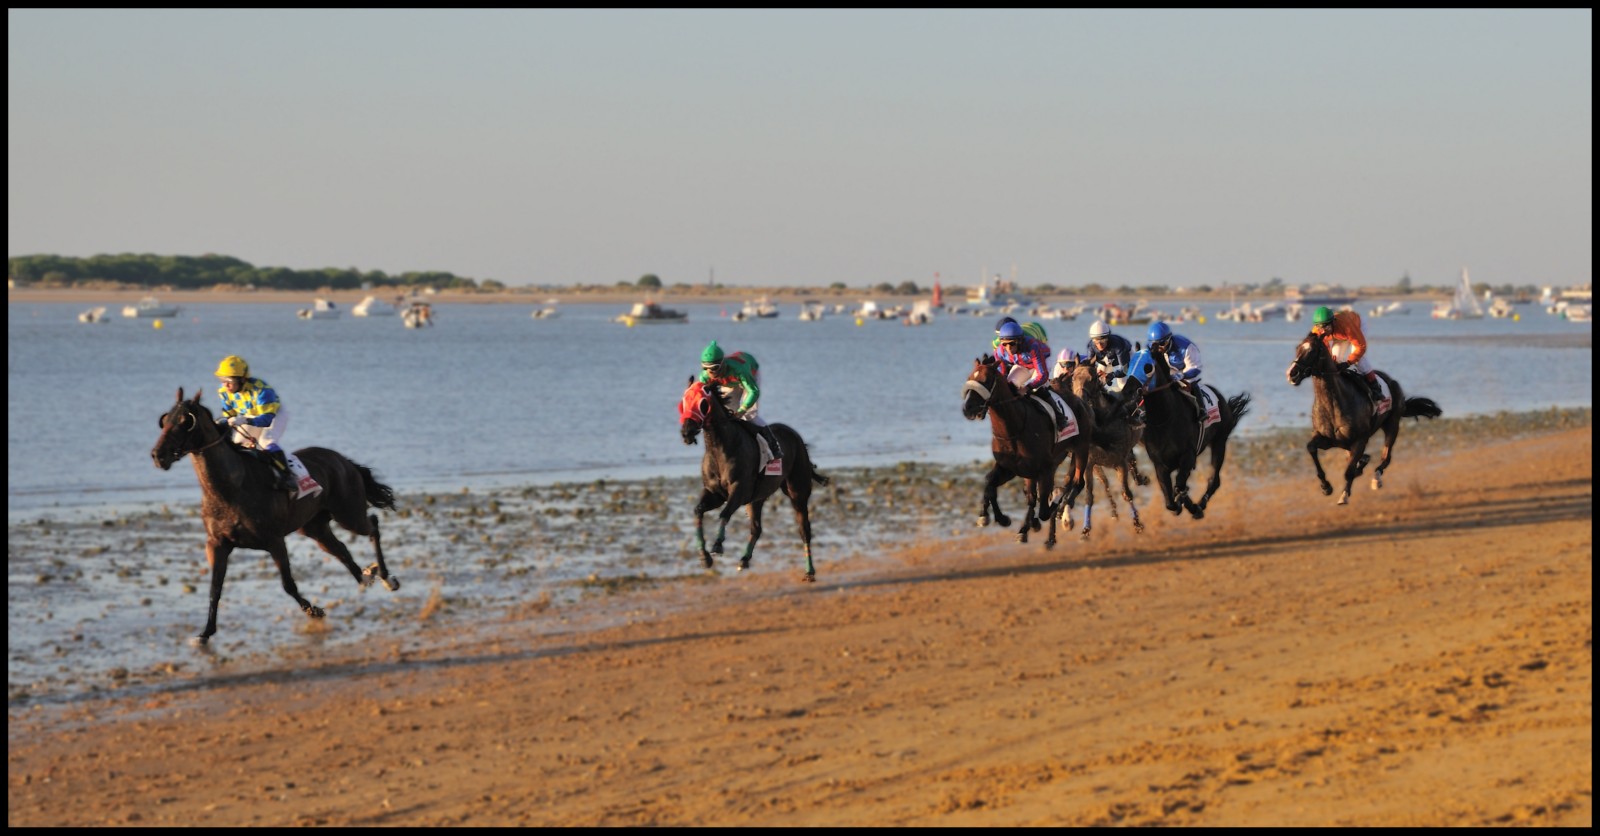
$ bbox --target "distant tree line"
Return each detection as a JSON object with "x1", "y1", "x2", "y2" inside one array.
[{"x1": 7, "y1": 253, "x2": 482, "y2": 292}]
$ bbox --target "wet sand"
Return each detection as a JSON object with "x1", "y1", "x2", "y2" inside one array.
[{"x1": 7, "y1": 417, "x2": 1591, "y2": 826}]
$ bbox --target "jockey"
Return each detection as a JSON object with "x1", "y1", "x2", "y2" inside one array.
[
  {"x1": 992, "y1": 316, "x2": 1050, "y2": 353},
  {"x1": 1311, "y1": 306, "x2": 1383, "y2": 403},
  {"x1": 1051, "y1": 348, "x2": 1084, "y2": 384},
  {"x1": 1147, "y1": 321, "x2": 1207, "y2": 423},
  {"x1": 1084, "y1": 319, "x2": 1134, "y2": 379},
  {"x1": 698, "y1": 340, "x2": 782, "y2": 461},
  {"x1": 993, "y1": 321, "x2": 1052, "y2": 394},
  {"x1": 213, "y1": 355, "x2": 296, "y2": 491}
]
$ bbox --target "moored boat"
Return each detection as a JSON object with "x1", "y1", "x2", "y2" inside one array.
[
  {"x1": 352, "y1": 295, "x2": 397, "y2": 316},
  {"x1": 615, "y1": 302, "x2": 687, "y2": 325},
  {"x1": 122, "y1": 296, "x2": 179, "y2": 318},
  {"x1": 296, "y1": 298, "x2": 341, "y2": 320}
]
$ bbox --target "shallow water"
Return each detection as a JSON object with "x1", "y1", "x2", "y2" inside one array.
[{"x1": 6, "y1": 298, "x2": 1592, "y2": 704}]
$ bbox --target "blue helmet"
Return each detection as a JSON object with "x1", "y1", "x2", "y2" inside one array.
[
  {"x1": 997, "y1": 321, "x2": 1024, "y2": 340},
  {"x1": 1147, "y1": 321, "x2": 1172, "y2": 345},
  {"x1": 994, "y1": 316, "x2": 1018, "y2": 334}
]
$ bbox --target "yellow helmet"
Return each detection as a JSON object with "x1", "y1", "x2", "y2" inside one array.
[{"x1": 215, "y1": 355, "x2": 249, "y2": 378}]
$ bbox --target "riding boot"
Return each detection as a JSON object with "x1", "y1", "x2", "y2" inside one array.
[
  {"x1": 1366, "y1": 376, "x2": 1383, "y2": 404},
  {"x1": 759, "y1": 425, "x2": 783, "y2": 461},
  {"x1": 268, "y1": 449, "x2": 297, "y2": 492}
]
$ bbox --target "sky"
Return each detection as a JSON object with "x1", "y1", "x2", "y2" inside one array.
[{"x1": 7, "y1": 9, "x2": 1592, "y2": 289}]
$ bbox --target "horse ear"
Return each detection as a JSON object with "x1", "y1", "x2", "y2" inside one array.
[
  {"x1": 191, "y1": 388, "x2": 203, "y2": 404},
  {"x1": 176, "y1": 387, "x2": 185, "y2": 403},
  {"x1": 688, "y1": 375, "x2": 695, "y2": 386}
]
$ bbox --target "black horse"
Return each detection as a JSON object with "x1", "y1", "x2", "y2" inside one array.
[
  {"x1": 1130, "y1": 349, "x2": 1252, "y2": 519},
  {"x1": 1053, "y1": 363, "x2": 1147, "y2": 537},
  {"x1": 151, "y1": 388, "x2": 400, "y2": 645},
  {"x1": 961, "y1": 354, "x2": 1092, "y2": 548},
  {"x1": 1286, "y1": 332, "x2": 1443, "y2": 504},
  {"x1": 679, "y1": 379, "x2": 829, "y2": 581}
]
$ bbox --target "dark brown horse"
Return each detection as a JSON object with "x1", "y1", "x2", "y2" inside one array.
[
  {"x1": 1129, "y1": 348, "x2": 1251, "y2": 519},
  {"x1": 961, "y1": 354, "x2": 1092, "y2": 548},
  {"x1": 1286, "y1": 332, "x2": 1443, "y2": 504},
  {"x1": 151, "y1": 388, "x2": 400, "y2": 645},
  {"x1": 679, "y1": 379, "x2": 829, "y2": 581},
  {"x1": 1053, "y1": 363, "x2": 1147, "y2": 537}
]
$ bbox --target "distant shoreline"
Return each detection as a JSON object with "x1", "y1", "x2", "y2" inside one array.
[{"x1": 8, "y1": 286, "x2": 1452, "y2": 307}]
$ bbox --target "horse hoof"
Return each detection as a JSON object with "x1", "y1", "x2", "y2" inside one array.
[
  {"x1": 1337, "y1": 492, "x2": 1350, "y2": 506},
  {"x1": 1188, "y1": 508, "x2": 1205, "y2": 520},
  {"x1": 801, "y1": 572, "x2": 816, "y2": 583},
  {"x1": 994, "y1": 514, "x2": 1011, "y2": 527},
  {"x1": 977, "y1": 516, "x2": 989, "y2": 528},
  {"x1": 189, "y1": 635, "x2": 210, "y2": 647},
  {"x1": 1133, "y1": 521, "x2": 1145, "y2": 534},
  {"x1": 305, "y1": 605, "x2": 326, "y2": 620},
  {"x1": 710, "y1": 543, "x2": 724, "y2": 555},
  {"x1": 701, "y1": 557, "x2": 714, "y2": 569},
  {"x1": 738, "y1": 561, "x2": 751, "y2": 572},
  {"x1": 1371, "y1": 476, "x2": 1383, "y2": 490},
  {"x1": 1080, "y1": 529, "x2": 1091, "y2": 542},
  {"x1": 383, "y1": 575, "x2": 401, "y2": 592},
  {"x1": 1031, "y1": 518, "x2": 1042, "y2": 532},
  {"x1": 1320, "y1": 483, "x2": 1333, "y2": 496}
]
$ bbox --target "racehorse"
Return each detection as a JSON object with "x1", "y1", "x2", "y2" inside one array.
[
  {"x1": 1053, "y1": 363, "x2": 1147, "y2": 537},
  {"x1": 1286, "y1": 331, "x2": 1443, "y2": 504},
  {"x1": 679, "y1": 379, "x2": 829, "y2": 581},
  {"x1": 961, "y1": 354, "x2": 1092, "y2": 548},
  {"x1": 150, "y1": 388, "x2": 400, "y2": 645},
  {"x1": 1130, "y1": 348, "x2": 1252, "y2": 519}
]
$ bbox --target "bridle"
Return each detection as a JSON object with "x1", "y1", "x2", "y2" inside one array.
[{"x1": 159, "y1": 406, "x2": 225, "y2": 461}]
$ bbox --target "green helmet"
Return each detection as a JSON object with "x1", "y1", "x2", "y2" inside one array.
[
  {"x1": 1313, "y1": 306, "x2": 1333, "y2": 326},
  {"x1": 700, "y1": 340, "x2": 725, "y2": 366}
]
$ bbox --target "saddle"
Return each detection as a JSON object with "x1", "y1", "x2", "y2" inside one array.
[{"x1": 1028, "y1": 390, "x2": 1079, "y2": 441}]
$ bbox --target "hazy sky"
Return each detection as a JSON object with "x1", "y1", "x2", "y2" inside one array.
[{"x1": 8, "y1": 9, "x2": 1592, "y2": 288}]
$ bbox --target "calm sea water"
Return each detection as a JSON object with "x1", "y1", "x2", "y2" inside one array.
[
  {"x1": 6, "y1": 297, "x2": 1592, "y2": 702},
  {"x1": 7, "y1": 299, "x2": 1594, "y2": 518}
]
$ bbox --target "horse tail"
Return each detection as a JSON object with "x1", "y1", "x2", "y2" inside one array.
[
  {"x1": 1403, "y1": 397, "x2": 1442, "y2": 420},
  {"x1": 355, "y1": 463, "x2": 398, "y2": 511},
  {"x1": 1226, "y1": 392, "x2": 1252, "y2": 424}
]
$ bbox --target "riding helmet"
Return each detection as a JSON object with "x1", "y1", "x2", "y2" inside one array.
[
  {"x1": 1147, "y1": 321, "x2": 1172, "y2": 345},
  {"x1": 997, "y1": 321, "x2": 1024, "y2": 340},
  {"x1": 1313, "y1": 306, "x2": 1333, "y2": 326},
  {"x1": 215, "y1": 355, "x2": 249, "y2": 378},
  {"x1": 700, "y1": 340, "x2": 724, "y2": 367},
  {"x1": 994, "y1": 316, "x2": 1018, "y2": 334},
  {"x1": 1088, "y1": 320, "x2": 1111, "y2": 339}
]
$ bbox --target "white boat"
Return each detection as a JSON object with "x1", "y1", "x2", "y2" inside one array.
[
  {"x1": 1486, "y1": 297, "x2": 1516, "y2": 318},
  {"x1": 901, "y1": 300, "x2": 935, "y2": 325},
  {"x1": 796, "y1": 301, "x2": 827, "y2": 321},
  {"x1": 1432, "y1": 267, "x2": 1485, "y2": 319},
  {"x1": 1562, "y1": 304, "x2": 1590, "y2": 322},
  {"x1": 78, "y1": 306, "x2": 110, "y2": 323},
  {"x1": 1368, "y1": 300, "x2": 1407, "y2": 317},
  {"x1": 614, "y1": 301, "x2": 686, "y2": 325},
  {"x1": 402, "y1": 301, "x2": 435, "y2": 328},
  {"x1": 296, "y1": 298, "x2": 340, "y2": 320},
  {"x1": 352, "y1": 295, "x2": 397, "y2": 317},
  {"x1": 122, "y1": 296, "x2": 179, "y2": 318},
  {"x1": 531, "y1": 306, "x2": 560, "y2": 319},
  {"x1": 740, "y1": 297, "x2": 779, "y2": 319}
]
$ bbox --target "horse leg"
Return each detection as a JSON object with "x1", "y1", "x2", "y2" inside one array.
[
  {"x1": 1338, "y1": 439, "x2": 1371, "y2": 506},
  {"x1": 783, "y1": 486, "x2": 818, "y2": 583},
  {"x1": 1175, "y1": 463, "x2": 1202, "y2": 518},
  {"x1": 1123, "y1": 462, "x2": 1145, "y2": 534},
  {"x1": 362, "y1": 513, "x2": 400, "y2": 591},
  {"x1": 1095, "y1": 465, "x2": 1119, "y2": 520},
  {"x1": 1148, "y1": 457, "x2": 1181, "y2": 515},
  {"x1": 266, "y1": 539, "x2": 324, "y2": 621},
  {"x1": 738, "y1": 500, "x2": 765, "y2": 571},
  {"x1": 1015, "y1": 478, "x2": 1035, "y2": 544},
  {"x1": 981, "y1": 466, "x2": 1014, "y2": 528},
  {"x1": 1194, "y1": 436, "x2": 1231, "y2": 515},
  {"x1": 1078, "y1": 455, "x2": 1095, "y2": 541},
  {"x1": 1371, "y1": 420, "x2": 1400, "y2": 491},
  {"x1": 195, "y1": 538, "x2": 235, "y2": 645},
  {"x1": 1307, "y1": 437, "x2": 1335, "y2": 495},
  {"x1": 693, "y1": 490, "x2": 726, "y2": 567}
]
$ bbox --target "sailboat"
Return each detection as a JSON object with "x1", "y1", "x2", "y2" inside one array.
[{"x1": 1432, "y1": 268, "x2": 1485, "y2": 320}]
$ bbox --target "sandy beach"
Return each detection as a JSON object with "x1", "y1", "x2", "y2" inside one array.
[{"x1": 7, "y1": 419, "x2": 1590, "y2": 826}]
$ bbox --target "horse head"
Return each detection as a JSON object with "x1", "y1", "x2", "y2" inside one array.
[
  {"x1": 678, "y1": 378, "x2": 712, "y2": 445},
  {"x1": 1286, "y1": 331, "x2": 1335, "y2": 386},
  {"x1": 961, "y1": 354, "x2": 1010, "y2": 420},
  {"x1": 152, "y1": 387, "x2": 221, "y2": 470}
]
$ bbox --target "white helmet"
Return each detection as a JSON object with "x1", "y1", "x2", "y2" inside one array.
[{"x1": 1088, "y1": 320, "x2": 1111, "y2": 339}]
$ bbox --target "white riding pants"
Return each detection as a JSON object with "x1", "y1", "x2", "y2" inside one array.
[
  {"x1": 1326, "y1": 341, "x2": 1372, "y2": 374},
  {"x1": 232, "y1": 406, "x2": 289, "y2": 452}
]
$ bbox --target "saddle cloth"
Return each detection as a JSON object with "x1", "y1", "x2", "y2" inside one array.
[
  {"x1": 753, "y1": 432, "x2": 783, "y2": 475},
  {"x1": 1372, "y1": 376, "x2": 1393, "y2": 417},
  {"x1": 1028, "y1": 392, "x2": 1081, "y2": 442},
  {"x1": 284, "y1": 452, "x2": 323, "y2": 499}
]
